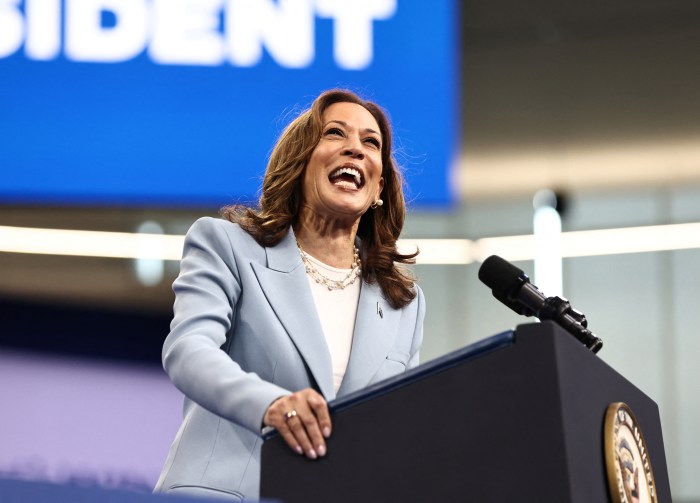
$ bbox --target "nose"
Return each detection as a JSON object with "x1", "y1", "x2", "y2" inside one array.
[{"x1": 342, "y1": 134, "x2": 364, "y2": 159}]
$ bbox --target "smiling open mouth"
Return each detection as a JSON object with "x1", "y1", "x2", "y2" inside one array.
[{"x1": 329, "y1": 166, "x2": 363, "y2": 189}]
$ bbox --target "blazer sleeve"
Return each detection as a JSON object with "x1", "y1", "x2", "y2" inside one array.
[
  {"x1": 407, "y1": 285, "x2": 425, "y2": 370},
  {"x1": 162, "y1": 217, "x2": 290, "y2": 434}
]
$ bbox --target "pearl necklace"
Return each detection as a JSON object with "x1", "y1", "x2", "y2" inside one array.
[{"x1": 297, "y1": 241, "x2": 362, "y2": 291}]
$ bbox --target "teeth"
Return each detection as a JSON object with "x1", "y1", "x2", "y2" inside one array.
[{"x1": 330, "y1": 167, "x2": 362, "y2": 186}]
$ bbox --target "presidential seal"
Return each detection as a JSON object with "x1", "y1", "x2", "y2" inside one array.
[{"x1": 604, "y1": 402, "x2": 657, "y2": 503}]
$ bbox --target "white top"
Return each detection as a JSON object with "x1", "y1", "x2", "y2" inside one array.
[{"x1": 303, "y1": 253, "x2": 361, "y2": 392}]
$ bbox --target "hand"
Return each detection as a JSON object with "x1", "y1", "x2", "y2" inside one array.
[{"x1": 263, "y1": 388, "x2": 331, "y2": 460}]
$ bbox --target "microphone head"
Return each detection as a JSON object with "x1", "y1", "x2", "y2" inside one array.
[
  {"x1": 478, "y1": 255, "x2": 527, "y2": 294},
  {"x1": 478, "y1": 255, "x2": 535, "y2": 316}
]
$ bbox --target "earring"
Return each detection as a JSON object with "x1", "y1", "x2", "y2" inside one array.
[{"x1": 371, "y1": 199, "x2": 384, "y2": 210}]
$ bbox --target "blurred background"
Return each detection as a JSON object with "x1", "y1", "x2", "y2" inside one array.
[{"x1": 1, "y1": 0, "x2": 700, "y2": 500}]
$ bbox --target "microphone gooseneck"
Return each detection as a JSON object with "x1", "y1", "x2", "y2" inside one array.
[{"x1": 478, "y1": 255, "x2": 603, "y2": 353}]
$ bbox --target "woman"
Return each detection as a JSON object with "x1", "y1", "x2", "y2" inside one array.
[{"x1": 154, "y1": 89, "x2": 425, "y2": 501}]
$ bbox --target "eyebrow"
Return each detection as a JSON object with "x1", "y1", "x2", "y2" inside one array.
[{"x1": 324, "y1": 120, "x2": 381, "y2": 137}]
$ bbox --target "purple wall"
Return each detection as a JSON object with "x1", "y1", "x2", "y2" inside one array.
[{"x1": 0, "y1": 349, "x2": 183, "y2": 492}]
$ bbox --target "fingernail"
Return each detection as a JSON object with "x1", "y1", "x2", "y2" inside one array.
[
  {"x1": 317, "y1": 445, "x2": 326, "y2": 457},
  {"x1": 308, "y1": 449, "x2": 317, "y2": 460},
  {"x1": 323, "y1": 426, "x2": 330, "y2": 438},
  {"x1": 295, "y1": 445, "x2": 303, "y2": 455}
]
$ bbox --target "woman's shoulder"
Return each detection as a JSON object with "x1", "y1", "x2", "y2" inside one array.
[
  {"x1": 408, "y1": 282, "x2": 426, "y2": 314},
  {"x1": 188, "y1": 216, "x2": 251, "y2": 240},
  {"x1": 186, "y1": 217, "x2": 263, "y2": 255}
]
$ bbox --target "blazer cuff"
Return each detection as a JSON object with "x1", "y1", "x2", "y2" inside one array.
[{"x1": 240, "y1": 381, "x2": 291, "y2": 435}]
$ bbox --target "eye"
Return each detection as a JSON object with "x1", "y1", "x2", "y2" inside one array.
[
  {"x1": 364, "y1": 137, "x2": 381, "y2": 148},
  {"x1": 325, "y1": 127, "x2": 344, "y2": 137}
]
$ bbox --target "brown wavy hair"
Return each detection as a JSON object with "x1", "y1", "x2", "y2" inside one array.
[{"x1": 222, "y1": 89, "x2": 418, "y2": 309}]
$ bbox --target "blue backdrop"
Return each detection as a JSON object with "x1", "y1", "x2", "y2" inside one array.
[{"x1": 0, "y1": 0, "x2": 459, "y2": 207}]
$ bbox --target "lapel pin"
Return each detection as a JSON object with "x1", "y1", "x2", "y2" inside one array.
[{"x1": 376, "y1": 302, "x2": 383, "y2": 319}]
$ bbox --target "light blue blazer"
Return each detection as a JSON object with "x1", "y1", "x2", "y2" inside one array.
[{"x1": 154, "y1": 217, "x2": 425, "y2": 501}]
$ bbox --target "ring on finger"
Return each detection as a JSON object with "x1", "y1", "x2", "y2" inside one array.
[{"x1": 284, "y1": 409, "x2": 298, "y2": 421}]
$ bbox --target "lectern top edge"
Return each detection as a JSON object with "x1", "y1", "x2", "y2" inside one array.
[{"x1": 262, "y1": 329, "x2": 515, "y2": 443}]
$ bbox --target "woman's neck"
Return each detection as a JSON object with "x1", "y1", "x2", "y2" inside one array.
[{"x1": 293, "y1": 213, "x2": 359, "y2": 269}]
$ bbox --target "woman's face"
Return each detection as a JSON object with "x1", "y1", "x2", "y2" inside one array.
[{"x1": 300, "y1": 102, "x2": 385, "y2": 225}]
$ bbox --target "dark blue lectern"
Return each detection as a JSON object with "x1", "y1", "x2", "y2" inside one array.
[{"x1": 261, "y1": 322, "x2": 672, "y2": 502}]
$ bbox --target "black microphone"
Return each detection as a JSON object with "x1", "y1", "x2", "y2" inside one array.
[{"x1": 478, "y1": 255, "x2": 603, "y2": 353}]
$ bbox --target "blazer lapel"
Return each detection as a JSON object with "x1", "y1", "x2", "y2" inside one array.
[
  {"x1": 250, "y1": 229, "x2": 336, "y2": 400},
  {"x1": 337, "y1": 281, "x2": 400, "y2": 396}
]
